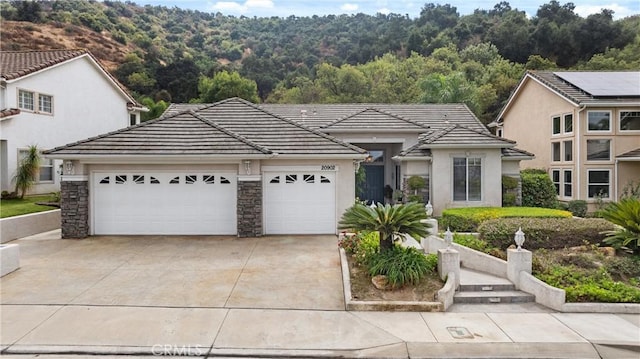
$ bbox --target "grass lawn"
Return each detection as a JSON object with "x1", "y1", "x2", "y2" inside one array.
[{"x1": 1, "y1": 194, "x2": 58, "y2": 218}]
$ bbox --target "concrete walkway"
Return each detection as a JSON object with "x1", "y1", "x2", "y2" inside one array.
[{"x1": 1, "y1": 230, "x2": 639, "y2": 358}]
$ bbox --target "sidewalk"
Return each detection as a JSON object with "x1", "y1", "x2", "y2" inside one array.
[{"x1": 1, "y1": 231, "x2": 639, "y2": 358}]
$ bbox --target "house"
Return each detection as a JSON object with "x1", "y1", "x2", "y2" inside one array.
[
  {"x1": 0, "y1": 49, "x2": 146, "y2": 195},
  {"x1": 45, "y1": 98, "x2": 532, "y2": 238},
  {"x1": 491, "y1": 71, "x2": 640, "y2": 210}
]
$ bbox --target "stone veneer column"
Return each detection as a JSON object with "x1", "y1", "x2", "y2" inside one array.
[
  {"x1": 60, "y1": 177, "x2": 89, "y2": 239},
  {"x1": 237, "y1": 176, "x2": 262, "y2": 237}
]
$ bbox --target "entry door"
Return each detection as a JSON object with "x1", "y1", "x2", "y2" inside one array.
[{"x1": 358, "y1": 165, "x2": 385, "y2": 205}]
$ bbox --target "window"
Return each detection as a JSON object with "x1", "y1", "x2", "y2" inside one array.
[
  {"x1": 620, "y1": 111, "x2": 640, "y2": 131},
  {"x1": 453, "y1": 157, "x2": 481, "y2": 201},
  {"x1": 587, "y1": 139, "x2": 611, "y2": 161},
  {"x1": 552, "y1": 142, "x2": 561, "y2": 162},
  {"x1": 18, "y1": 149, "x2": 53, "y2": 183},
  {"x1": 564, "y1": 114, "x2": 573, "y2": 133},
  {"x1": 38, "y1": 94, "x2": 52, "y2": 114},
  {"x1": 551, "y1": 170, "x2": 560, "y2": 195},
  {"x1": 130, "y1": 114, "x2": 137, "y2": 126},
  {"x1": 563, "y1": 140, "x2": 572, "y2": 161},
  {"x1": 588, "y1": 170, "x2": 610, "y2": 198},
  {"x1": 18, "y1": 90, "x2": 34, "y2": 111},
  {"x1": 563, "y1": 170, "x2": 572, "y2": 197},
  {"x1": 588, "y1": 111, "x2": 611, "y2": 131},
  {"x1": 496, "y1": 128, "x2": 503, "y2": 137},
  {"x1": 552, "y1": 116, "x2": 561, "y2": 135}
]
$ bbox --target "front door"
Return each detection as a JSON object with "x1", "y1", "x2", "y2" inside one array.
[{"x1": 358, "y1": 165, "x2": 384, "y2": 205}]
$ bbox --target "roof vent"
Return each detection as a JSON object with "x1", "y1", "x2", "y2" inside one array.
[{"x1": 301, "y1": 109, "x2": 307, "y2": 117}]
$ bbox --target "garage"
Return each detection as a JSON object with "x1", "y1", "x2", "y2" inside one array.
[
  {"x1": 264, "y1": 171, "x2": 336, "y2": 234},
  {"x1": 92, "y1": 172, "x2": 237, "y2": 235}
]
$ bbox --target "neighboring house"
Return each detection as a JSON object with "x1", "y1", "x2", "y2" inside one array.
[
  {"x1": 491, "y1": 71, "x2": 640, "y2": 210},
  {"x1": 0, "y1": 49, "x2": 146, "y2": 195},
  {"x1": 45, "y1": 98, "x2": 531, "y2": 238}
]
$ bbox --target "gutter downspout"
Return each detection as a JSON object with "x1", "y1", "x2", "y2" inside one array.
[
  {"x1": 615, "y1": 159, "x2": 619, "y2": 201},
  {"x1": 576, "y1": 105, "x2": 586, "y2": 200}
]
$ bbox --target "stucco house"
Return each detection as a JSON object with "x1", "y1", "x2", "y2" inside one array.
[
  {"x1": 491, "y1": 71, "x2": 640, "y2": 210},
  {"x1": 0, "y1": 49, "x2": 146, "y2": 195},
  {"x1": 45, "y1": 97, "x2": 531, "y2": 238}
]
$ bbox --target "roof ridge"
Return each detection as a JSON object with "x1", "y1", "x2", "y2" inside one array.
[
  {"x1": 196, "y1": 97, "x2": 367, "y2": 155},
  {"x1": 188, "y1": 111, "x2": 273, "y2": 154},
  {"x1": 528, "y1": 71, "x2": 581, "y2": 104},
  {"x1": 321, "y1": 107, "x2": 430, "y2": 130}
]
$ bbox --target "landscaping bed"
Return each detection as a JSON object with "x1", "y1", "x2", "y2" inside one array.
[{"x1": 441, "y1": 206, "x2": 572, "y2": 232}]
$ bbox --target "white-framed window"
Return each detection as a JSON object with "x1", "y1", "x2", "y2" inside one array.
[
  {"x1": 563, "y1": 169, "x2": 572, "y2": 198},
  {"x1": 552, "y1": 142, "x2": 561, "y2": 162},
  {"x1": 38, "y1": 94, "x2": 53, "y2": 114},
  {"x1": 17, "y1": 89, "x2": 53, "y2": 115},
  {"x1": 17, "y1": 149, "x2": 54, "y2": 183},
  {"x1": 620, "y1": 111, "x2": 640, "y2": 131},
  {"x1": 453, "y1": 157, "x2": 482, "y2": 201},
  {"x1": 586, "y1": 139, "x2": 611, "y2": 161},
  {"x1": 130, "y1": 113, "x2": 137, "y2": 126},
  {"x1": 587, "y1": 111, "x2": 611, "y2": 132},
  {"x1": 587, "y1": 170, "x2": 610, "y2": 199},
  {"x1": 552, "y1": 116, "x2": 561, "y2": 135},
  {"x1": 18, "y1": 89, "x2": 34, "y2": 111},
  {"x1": 563, "y1": 140, "x2": 572, "y2": 162},
  {"x1": 551, "y1": 169, "x2": 560, "y2": 195},
  {"x1": 563, "y1": 114, "x2": 573, "y2": 133}
]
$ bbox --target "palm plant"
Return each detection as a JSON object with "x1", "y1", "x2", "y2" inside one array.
[
  {"x1": 13, "y1": 145, "x2": 41, "y2": 199},
  {"x1": 338, "y1": 202, "x2": 430, "y2": 252},
  {"x1": 601, "y1": 198, "x2": 640, "y2": 255}
]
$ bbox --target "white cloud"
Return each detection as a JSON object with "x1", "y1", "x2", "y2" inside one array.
[
  {"x1": 341, "y1": 3, "x2": 358, "y2": 12},
  {"x1": 574, "y1": 3, "x2": 633, "y2": 19},
  {"x1": 246, "y1": 0, "x2": 274, "y2": 9},
  {"x1": 377, "y1": 7, "x2": 391, "y2": 14}
]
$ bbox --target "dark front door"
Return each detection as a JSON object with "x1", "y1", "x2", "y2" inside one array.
[{"x1": 358, "y1": 165, "x2": 385, "y2": 205}]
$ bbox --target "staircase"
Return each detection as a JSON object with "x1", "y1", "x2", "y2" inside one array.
[{"x1": 454, "y1": 268, "x2": 535, "y2": 305}]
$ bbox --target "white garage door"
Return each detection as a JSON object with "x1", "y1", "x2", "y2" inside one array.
[
  {"x1": 264, "y1": 171, "x2": 336, "y2": 234},
  {"x1": 93, "y1": 173, "x2": 237, "y2": 235}
]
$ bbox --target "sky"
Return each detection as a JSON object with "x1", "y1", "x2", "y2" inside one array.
[{"x1": 133, "y1": 0, "x2": 640, "y2": 19}]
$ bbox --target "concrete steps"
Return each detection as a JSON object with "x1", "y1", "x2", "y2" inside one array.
[{"x1": 455, "y1": 268, "x2": 536, "y2": 305}]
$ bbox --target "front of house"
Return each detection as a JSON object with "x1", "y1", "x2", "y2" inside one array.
[
  {"x1": 0, "y1": 49, "x2": 145, "y2": 195},
  {"x1": 46, "y1": 98, "x2": 531, "y2": 238},
  {"x1": 492, "y1": 71, "x2": 640, "y2": 210}
]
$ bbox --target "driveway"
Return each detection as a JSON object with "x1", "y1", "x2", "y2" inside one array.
[{"x1": 0, "y1": 232, "x2": 345, "y2": 310}]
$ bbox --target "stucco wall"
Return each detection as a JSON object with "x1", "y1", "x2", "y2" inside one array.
[{"x1": 0, "y1": 55, "x2": 138, "y2": 194}]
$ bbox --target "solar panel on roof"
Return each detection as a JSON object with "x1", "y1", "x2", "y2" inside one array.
[{"x1": 553, "y1": 72, "x2": 640, "y2": 97}]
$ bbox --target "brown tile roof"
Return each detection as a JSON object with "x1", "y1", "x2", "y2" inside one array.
[
  {"x1": 1, "y1": 49, "x2": 143, "y2": 108},
  {"x1": 44, "y1": 98, "x2": 366, "y2": 157},
  {"x1": 617, "y1": 147, "x2": 640, "y2": 159},
  {"x1": 0, "y1": 108, "x2": 20, "y2": 118},
  {"x1": 502, "y1": 147, "x2": 535, "y2": 159}
]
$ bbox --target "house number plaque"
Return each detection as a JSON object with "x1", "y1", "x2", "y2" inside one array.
[{"x1": 321, "y1": 165, "x2": 336, "y2": 171}]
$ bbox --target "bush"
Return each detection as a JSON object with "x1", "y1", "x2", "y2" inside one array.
[
  {"x1": 478, "y1": 217, "x2": 616, "y2": 250},
  {"x1": 502, "y1": 193, "x2": 517, "y2": 207},
  {"x1": 354, "y1": 231, "x2": 379, "y2": 265},
  {"x1": 502, "y1": 175, "x2": 519, "y2": 206},
  {"x1": 441, "y1": 207, "x2": 572, "y2": 232},
  {"x1": 521, "y1": 169, "x2": 557, "y2": 208},
  {"x1": 567, "y1": 200, "x2": 587, "y2": 217},
  {"x1": 601, "y1": 198, "x2": 640, "y2": 254},
  {"x1": 367, "y1": 245, "x2": 436, "y2": 288}
]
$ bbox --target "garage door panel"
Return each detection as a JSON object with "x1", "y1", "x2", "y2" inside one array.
[
  {"x1": 93, "y1": 172, "x2": 237, "y2": 235},
  {"x1": 264, "y1": 171, "x2": 336, "y2": 235}
]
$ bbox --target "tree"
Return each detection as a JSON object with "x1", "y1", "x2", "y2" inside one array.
[
  {"x1": 13, "y1": 145, "x2": 41, "y2": 199},
  {"x1": 197, "y1": 70, "x2": 259, "y2": 103},
  {"x1": 338, "y1": 202, "x2": 430, "y2": 252}
]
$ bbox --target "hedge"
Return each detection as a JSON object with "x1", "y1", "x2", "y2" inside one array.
[
  {"x1": 478, "y1": 217, "x2": 616, "y2": 250},
  {"x1": 440, "y1": 207, "x2": 572, "y2": 232}
]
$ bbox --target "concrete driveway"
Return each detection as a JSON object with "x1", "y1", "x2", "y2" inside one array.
[{"x1": 0, "y1": 231, "x2": 344, "y2": 310}]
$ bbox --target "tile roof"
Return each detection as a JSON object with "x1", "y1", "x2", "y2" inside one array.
[
  {"x1": 45, "y1": 98, "x2": 366, "y2": 157},
  {"x1": 502, "y1": 147, "x2": 535, "y2": 159},
  {"x1": 0, "y1": 108, "x2": 20, "y2": 118},
  {"x1": 527, "y1": 71, "x2": 640, "y2": 105},
  {"x1": 0, "y1": 49, "x2": 143, "y2": 108},
  {"x1": 44, "y1": 111, "x2": 272, "y2": 156},
  {"x1": 321, "y1": 108, "x2": 430, "y2": 131},
  {"x1": 1, "y1": 49, "x2": 88, "y2": 80},
  {"x1": 166, "y1": 103, "x2": 487, "y2": 132},
  {"x1": 617, "y1": 147, "x2": 640, "y2": 160}
]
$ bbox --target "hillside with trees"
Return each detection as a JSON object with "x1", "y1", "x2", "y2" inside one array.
[{"x1": 1, "y1": 0, "x2": 638, "y2": 123}]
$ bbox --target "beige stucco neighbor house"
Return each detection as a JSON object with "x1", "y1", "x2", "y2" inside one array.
[
  {"x1": 45, "y1": 98, "x2": 531, "y2": 238},
  {"x1": 0, "y1": 49, "x2": 146, "y2": 195},
  {"x1": 491, "y1": 71, "x2": 640, "y2": 210}
]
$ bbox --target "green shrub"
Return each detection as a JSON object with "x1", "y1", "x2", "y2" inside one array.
[
  {"x1": 521, "y1": 169, "x2": 557, "y2": 208},
  {"x1": 567, "y1": 200, "x2": 587, "y2": 217},
  {"x1": 441, "y1": 207, "x2": 572, "y2": 232},
  {"x1": 601, "y1": 198, "x2": 640, "y2": 254},
  {"x1": 453, "y1": 233, "x2": 495, "y2": 253},
  {"x1": 478, "y1": 217, "x2": 616, "y2": 250},
  {"x1": 354, "y1": 231, "x2": 380, "y2": 265},
  {"x1": 502, "y1": 193, "x2": 517, "y2": 207},
  {"x1": 367, "y1": 245, "x2": 435, "y2": 288}
]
